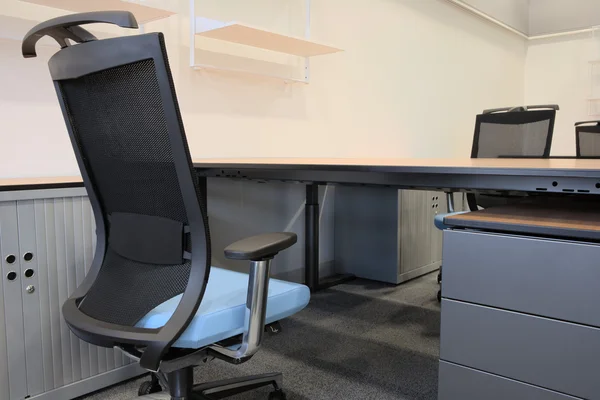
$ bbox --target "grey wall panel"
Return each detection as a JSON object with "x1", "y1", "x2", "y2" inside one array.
[
  {"x1": 334, "y1": 186, "x2": 399, "y2": 282},
  {"x1": 70, "y1": 196, "x2": 91, "y2": 380},
  {"x1": 398, "y1": 190, "x2": 443, "y2": 279},
  {"x1": 52, "y1": 198, "x2": 74, "y2": 385},
  {"x1": 0, "y1": 207, "x2": 12, "y2": 400},
  {"x1": 17, "y1": 200, "x2": 46, "y2": 397},
  {"x1": 443, "y1": 230, "x2": 600, "y2": 327},
  {"x1": 43, "y1": 198, "x2": 64, "y2": 389},
  {"x1": 34, "y1": 199, "x2": 56, "y2": 392},
  {"x1": 207, "y1": 179, "x2": 334, "y2": 283},
  {"x1": 438, "y1": 361, "x2": 582, "y2": 400},
  {"x1": 80, "y1": 198, "x2": 99, "y2": 376},
  {"x1": 440, "y1": 299, "x2": 600, "y2": 399},
  {"x1": 0, "y1": 201, "x2": 28, "y2": 400}
]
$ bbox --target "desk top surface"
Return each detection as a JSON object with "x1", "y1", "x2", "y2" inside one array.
[
  {"x1": 193, "y1": 157, "x2": 600, "y2": 176},
  {"x1": 5, "y1": 157, "x2": 600, "y2": 190},
  {"x1": 193, "y1": 157, "x2": 600, "y2": 170}
]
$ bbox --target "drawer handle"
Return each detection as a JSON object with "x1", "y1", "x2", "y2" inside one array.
[
  {"x1": 23, "y1": 252, "x2": 33, "y2": 262},
  {"x1": 6, "y1": 271, "x2": 17, "y2": 281},
  {"x1": 5, "y1": 254, "x2": 16, "y2": 264}
]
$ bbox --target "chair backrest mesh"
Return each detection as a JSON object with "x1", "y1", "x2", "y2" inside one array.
[
  {"x1": 576, "y1": 124, "x2": 600, "y2": 157},
  {"x1": 56, "y1": 37, "x2": 205, "y2": 326},
  {"x1": 472, "y1": 110, "x2": 555, "y2": 158},
  {"x1": 469, "y1": 108, "x2": 555, "y2": 210}
]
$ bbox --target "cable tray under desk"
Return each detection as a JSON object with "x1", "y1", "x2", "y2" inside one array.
[{"x1": 444, "y1": 198, "x2": 600, "y2": 242}]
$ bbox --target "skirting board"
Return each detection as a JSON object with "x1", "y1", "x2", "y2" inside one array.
[{"x1": 30, "y1": 363, "x2": 146, "y2": 400}]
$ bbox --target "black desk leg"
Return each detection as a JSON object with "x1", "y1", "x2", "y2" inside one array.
[
  {"x1": 305, "y1": 184, "x2": 320, "y2": 291},
  {"x1": 304, "y1": 184, "x2": 355, "y2": 292}
]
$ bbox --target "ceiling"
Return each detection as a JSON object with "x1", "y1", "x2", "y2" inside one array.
[{"x1": 452, "y1": 0, "x2": 600, "y2": 38}]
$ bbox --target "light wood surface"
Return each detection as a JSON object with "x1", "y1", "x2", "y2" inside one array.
[
  {"x1": 0, "y1": 176, "x2": 82, "y2": 189},
  {"x1": 20, "y1": 0, "x2": 175, "y2": 24},
  {"x1": 196, "y1": 21, "x2": 343, "y2": 57},
  {"x1": 5, "y1": 157, "x2": 600, "y2": 189},
  {"x1": 193, "y1": 157, "x2": 600, "y2": 170},
  {"x1": 445, "y1": 199, "x2": 600, "y2": 235}
]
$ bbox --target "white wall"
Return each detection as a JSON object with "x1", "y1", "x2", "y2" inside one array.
[
  {"x1": 0, "y1": 0, "x2": 527, "y2": 280},
  {"x1": 0, "y1": 0, "x2": 527, "y2": 179},
  {"x1": 524, "y1": 32, "x2": 600, "y2": 155}
]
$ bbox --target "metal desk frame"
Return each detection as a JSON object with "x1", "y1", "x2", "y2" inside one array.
[{"x1": 194, "y1": 158, "x2": 600, "y2": 291}]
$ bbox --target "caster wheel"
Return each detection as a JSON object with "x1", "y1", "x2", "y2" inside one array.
[
  {"x1": 437, "y1": 290, "x2": 441, "y2": 303},
  {"x1": 437, "y1": 271, "x2": 442, "y2": 284},
  {"x1": 138, "y1": 380, "x2": 162, "y2": 396},
  {"x1": 269, "y1": 389, "x2": 287, "y2": 400}
]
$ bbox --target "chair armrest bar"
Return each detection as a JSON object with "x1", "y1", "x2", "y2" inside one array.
[{"x1": 209, "y1": 259, "x2": 272, "y2": 361}]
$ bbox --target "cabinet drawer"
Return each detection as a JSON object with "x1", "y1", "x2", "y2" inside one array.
[
  {"x1": 439, "y1": 361, "x2": 581, "y2": 400},
  {"x1": 440, "y1": 300, "x2": 600, "y2": 400},
  {"x1": 442, "y1": 230, "x2": 600, "y2": 326}
]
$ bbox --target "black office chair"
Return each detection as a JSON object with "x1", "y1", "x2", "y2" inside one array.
[
  {"x1": 23, "y1": 12, "x2": 310, "y2": 400},
  {"x1": 575, "y1": 120, "x2": 600, "y2": 158},
  {"x1": 435, "y1": 105, "x2": 558, "y2": 301}
]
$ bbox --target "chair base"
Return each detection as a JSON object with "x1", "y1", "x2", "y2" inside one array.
[{"x1": 138, "y1": 368, "x2": 284, "y2": 400}]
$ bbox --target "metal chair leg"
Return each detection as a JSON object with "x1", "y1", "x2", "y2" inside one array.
[{"x1": 193, "y1": 372, "x2": 283, "y2": 399}]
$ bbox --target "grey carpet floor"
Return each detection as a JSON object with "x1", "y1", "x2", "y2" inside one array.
[{"x1": 80, "y1": 272, "x2": 441, "y2": 400}]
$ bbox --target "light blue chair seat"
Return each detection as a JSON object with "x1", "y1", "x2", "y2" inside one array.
[
  {"x1": 434, "y1": 211, "x2": 469, "y2": 230},
  {"x1": 136, "y1": 267, "x2": 310, "y2": 349}
]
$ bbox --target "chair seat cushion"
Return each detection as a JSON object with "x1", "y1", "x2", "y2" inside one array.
[
  {"x1": 135, "y1": 267, "x2": 310, "y2": 349},
  {"x1": 434, "y1": 211, "x2": 469, "y2": 230}
]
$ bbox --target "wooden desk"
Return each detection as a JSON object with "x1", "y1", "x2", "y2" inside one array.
[
  {"x1": 0, "y1": 176, "x2": 82, "y2": 192},
  {"x1": 5, "y1": 158, "x2": 600, "y2": 290},
  {"x1": 193, "y1": 157, "x2": 600, "y2": 194},
  {"x1": 193, "y1": 157, "x2": 600, "y2": 290}
]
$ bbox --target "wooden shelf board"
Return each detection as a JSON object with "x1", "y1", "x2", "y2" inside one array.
[
  {"x1": 19, "y1": 0, "x2": 175, "y2": 24},
  {"x1": 195, "y1": 17, "x2": 342, "y2": 57}
]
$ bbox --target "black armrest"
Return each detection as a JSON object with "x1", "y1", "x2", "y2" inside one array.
[{"x1": 224, "y1": 232, "x2": 297, "y2": 261}]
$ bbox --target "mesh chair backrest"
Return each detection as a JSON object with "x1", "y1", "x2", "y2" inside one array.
[
  {"x1": 54, "y1": 34, "x2": 210, "y2": 327},
  {"x1": 472, "y1": 109, "x2": 555, "y2": 158},
  {"x1": 576, "y1": 123, "x2": 600, "y2": 157},
  {"x1": 469, "y1": 108, "x2": 556, "y2": 210}
]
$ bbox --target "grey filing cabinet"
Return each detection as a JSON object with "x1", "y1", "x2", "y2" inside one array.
[
  {"x1": 439, "y1": 228, "x2": 600, "y2": 400},
  {"x1": 335, "y1": 187, "x2": 463, "y2": 284},
  {"x1": 0, "y1": 187, "x2": 143, "y2": 400}
]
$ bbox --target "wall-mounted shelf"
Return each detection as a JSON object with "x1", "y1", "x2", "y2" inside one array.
[
  {"x1": 19, "y1": 0, "x2": 175, "y2": 24},
  {"x1": 195, "y1": 17, "x2": 342, "y2": 57},
  {"x1": 189, "y1": 0, "x2": 343, "y2": 84}
]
